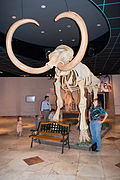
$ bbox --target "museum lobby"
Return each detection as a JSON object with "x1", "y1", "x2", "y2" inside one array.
[
  {"x1": 0, "y1": 115, "x2": 120, "y2": 179},
  {"x1": 0, "y1": 0, "x2": 120, "y2": 179}
]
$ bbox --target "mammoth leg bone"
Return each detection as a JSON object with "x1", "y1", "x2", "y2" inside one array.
[
  {"x1": 93, "y1": 86, "x2": 98, "y2": 100},
  {"x1": 92, "y1": 83, "x2": 100, "y2": 100},
  {"x1": 92, "y1": 74, "x2": 100, "y2": 99},
  {"x1": 78, "y1": 80, "x2": 90, "y2": 142},
  {"x1": 53, "y1": 75, "x2": 63, "y2": 121}
]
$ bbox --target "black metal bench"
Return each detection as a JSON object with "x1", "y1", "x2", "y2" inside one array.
[{"x1": 29, "y1": 121, "x2": 70, "y2": 154}]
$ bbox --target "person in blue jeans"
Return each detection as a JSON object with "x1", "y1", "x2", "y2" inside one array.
[
  {"x1": 89, "y1": 98, "x2": 108, "y2": 152},
  {"x1": 35, "y1": 114, "x2": 41, "y2": 130}
]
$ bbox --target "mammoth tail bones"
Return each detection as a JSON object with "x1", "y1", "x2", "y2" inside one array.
[{"x1": 6, "y1": 11, "x2": 100, "y2": 142}]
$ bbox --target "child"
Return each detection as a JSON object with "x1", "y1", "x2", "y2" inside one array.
[
  {"x1": 17, "y1": 116, "x2": 23, "y2": 137},
  {"x1": 48, "y1": 109, "x2": 55, "y2": 121}
]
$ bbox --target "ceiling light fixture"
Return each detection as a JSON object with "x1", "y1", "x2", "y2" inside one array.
[
  {"x1": 72, "y1": 39, "x2": 75, "y2": 42},
  {"x1": 67, "y1": 25, "x2": 71, "y2": 28},
  {"x1": 41, "y1": 31, "x2": 45, "y2": 34},
  {"x1": 0, "y1": 71, "x2": 3, "y2": 74},
  {"x1": 12, "y1": 16, "x2": 16, "y2": 19},
  {"x1": 59, "y1": 29, "x2": 62, "y2": 32},
  {"x1": 41, "y1": 5, "x2": 46, "y2": 8},
  {"x1": 97, "y1": 23, "x2": 101, "y2": 27},
  {"x1": 20, "y1": 74, "x2": 27, "y2": 77},
  {"x1": 60, "y1": 39, "x2": 63, "y2": 42}
]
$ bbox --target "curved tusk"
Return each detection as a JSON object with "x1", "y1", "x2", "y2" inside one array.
[
  {"x1": 55, "y1": 11, "x2": 88, "y2": 71},
  {"x1": 6, "y1": 19, "x2": 50, "y2": 74}
]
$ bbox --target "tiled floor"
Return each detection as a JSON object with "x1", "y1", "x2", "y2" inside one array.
[{"x1": 0, "y1": 116, "x2": 120, "y2": 180}]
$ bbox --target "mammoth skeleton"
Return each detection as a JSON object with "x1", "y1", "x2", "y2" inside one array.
[{"x1": 6, "y1": 11, "x2": 100, "y2": 142}]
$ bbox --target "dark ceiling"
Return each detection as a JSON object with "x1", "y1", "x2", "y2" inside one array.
[{"x1": 0, "y1": 0, "x2": 120, "y2": 77}]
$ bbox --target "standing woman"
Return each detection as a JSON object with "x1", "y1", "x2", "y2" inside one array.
[{"x1": 89, "y1": 98, "x2": 108, "y2": 152}]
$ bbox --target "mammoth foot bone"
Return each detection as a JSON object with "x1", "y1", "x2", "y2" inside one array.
[{"x1": 79, "y1": 129, "x2": 90, "y2": 143}]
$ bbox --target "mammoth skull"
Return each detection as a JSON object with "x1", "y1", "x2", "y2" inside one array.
[
  {"x1": 47, "y1": 45, "x2": 74, "y2": 69},
  {"x1": 6, "y1": 11, "x2": 88, "y2": 74}
]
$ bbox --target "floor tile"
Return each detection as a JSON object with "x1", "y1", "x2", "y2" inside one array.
[{"x1": 23, "y1": 156, "x2": 44, "y2": 165}]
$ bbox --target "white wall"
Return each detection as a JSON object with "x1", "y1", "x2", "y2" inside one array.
[
  {"x1": 112, "y1": 75, "x2": 120, "y2": 115},
  {"x1": 0, "y1": 75, "x2": 119, "y2": 116},
  {"x1": 0, "y1": 77, "x2": 55, "y2": 116}
]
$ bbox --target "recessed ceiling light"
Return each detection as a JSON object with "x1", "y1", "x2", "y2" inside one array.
[
  {"x1": 72, "y1": 39, "x2": 75, "y2": 42},
  {"x1": 20, "y1": 74, "x2": 29, "y2": 77},
  {"x1": 12, "y1": 16, "x2": 16, "y2": 19},
  {"x1": 59, "y1": 29, "x2": 62, "y2": 32},
  {"x1": 60, "y1": 39, "x2": 63, "y2": 42},
  {"x1": 97, "y1": 23, "x2": 101, "y2": 27},
  {"x1": 0, "y1": 71, "x2": 3, "y2": 74},
  {"x1": 67, "y1": 25, "x2": 71, "y2": 28},
  {"x1": 41, "y1": 5, "x2": 46, "y2": 8},
  {"x1": 41, "y1": 31, "x2": 45, "y2": 34}
]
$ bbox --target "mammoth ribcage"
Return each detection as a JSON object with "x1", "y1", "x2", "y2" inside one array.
[
  {"x1": 60, "y1": 62, "x2": 100, "y2": 92},
  {"x1": 61, "y1": 70, "x2": 79, "y2": 91}
]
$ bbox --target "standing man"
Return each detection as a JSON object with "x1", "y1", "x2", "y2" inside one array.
[
  {"x1": 41, "y1": 96, "x2": 51, "y2": 122},
  {"x1": 89, "y1": 98, "x2": 108, "y2": 152}
]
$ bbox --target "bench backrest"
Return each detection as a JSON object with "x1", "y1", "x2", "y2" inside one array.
[{"x1": 39, "y1": 121, "x2": 70, "y2": 135}]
